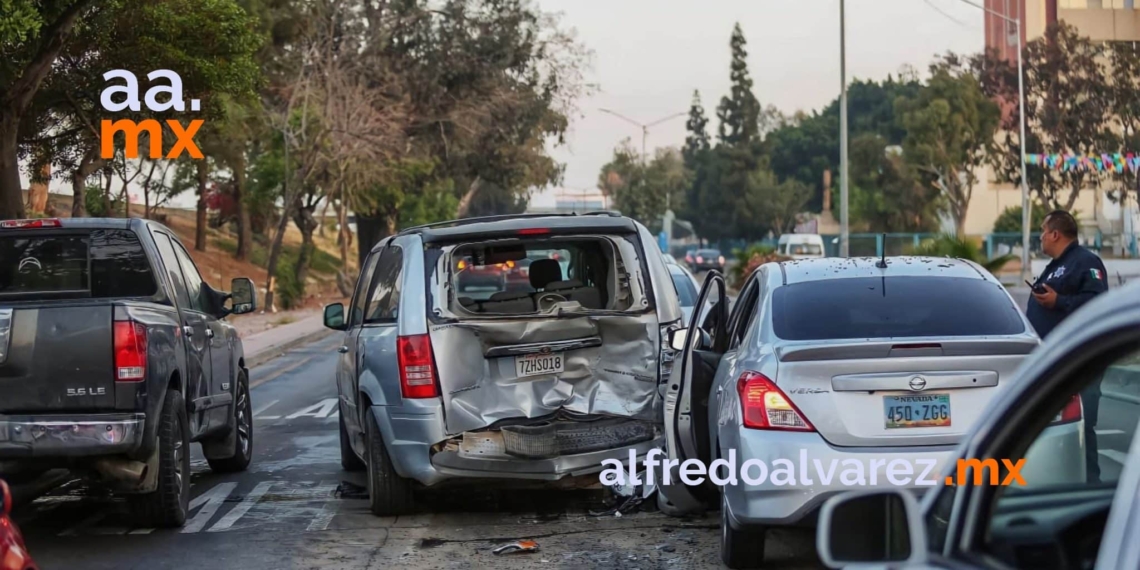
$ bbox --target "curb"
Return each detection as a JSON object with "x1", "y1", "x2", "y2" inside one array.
[{"x1": 245, "y1": 329, "x2": 336, "y2": 369}]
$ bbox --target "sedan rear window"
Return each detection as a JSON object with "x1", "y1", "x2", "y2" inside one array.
[
  {"x1": 0, "y1": 230, "x2": 156, "y2": 299},
  {"x1": 772, "y1": 277, "x2": 1025, "y2": 340}
]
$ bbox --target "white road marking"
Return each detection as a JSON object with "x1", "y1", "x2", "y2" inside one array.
[
  {"x1": 59, "y1": 512, "x2": 106, "y2": 537},
  {"x1": 305, "y1": 482, "x2": 341, "y2": 532},
  {"x1": 286, "y1": 398, "x2": 338, "y2": 420},
  {"x1": 208, "y1": 481, "x2": 273, "y2": 532},
  {"x1": 1099, "y1": 449, "x2": 1129, "y2": 465},
  {"x1": 183, "y1": 482, "x2": 239, "y2": 533},
  {"x1": 1096, "y1": 429, "x2": 1126, "y2": 436},
  {"x1": 253, "y1": 399, "x2": 280, "y2": 419}
]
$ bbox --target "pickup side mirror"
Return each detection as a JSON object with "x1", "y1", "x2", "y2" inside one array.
[
  {"x1": 324, "y1": 303, "x2": 347, "y2": 331},
  {"x1": 817, "y1": 489, "x2": 927, "y2": 569},
  {"x1": 229, "y1": 277, "x2": 257, "y2": 315}
]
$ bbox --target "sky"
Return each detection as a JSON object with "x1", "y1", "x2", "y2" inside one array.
[{"x1": 530, "y1": 0, "x2": 985, "y2": 207}]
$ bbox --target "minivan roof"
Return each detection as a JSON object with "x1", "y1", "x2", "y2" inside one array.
[{"x1": 394, "y1": 213, "x2": 640, "y2": 246}]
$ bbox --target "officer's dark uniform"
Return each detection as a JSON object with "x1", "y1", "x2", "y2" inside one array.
[{"x1": 1027, "y1": 241, "x2": 1109, "y2": 482}]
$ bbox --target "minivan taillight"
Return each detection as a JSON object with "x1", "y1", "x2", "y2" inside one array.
[
  {"x1": 1051, "y1": 394, "x2": 1082, "y2": 425},
  {"x1": 114, "y1": 321, "x2": 148, "y2": 381},
  {"x1": 737, "y1": 371, "x2": 814, "y2": 431},
  {"x1": 398, "y1": 334, "x2": 439, "y2": 399}
]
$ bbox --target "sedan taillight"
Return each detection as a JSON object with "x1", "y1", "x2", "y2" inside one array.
[
  {"x1": 114, "y1": 321, "x2": 148, "y2": 382},
  {"x1": 738, "y1": 371, "x2": 814, "y2": 431},
  {"x1": 398, "y1": 334, "x2": 440, "y2": 399}
]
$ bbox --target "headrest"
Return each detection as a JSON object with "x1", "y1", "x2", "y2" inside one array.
[{"x1": 529, "y1": 259, "x2": 563, "y2": 289}]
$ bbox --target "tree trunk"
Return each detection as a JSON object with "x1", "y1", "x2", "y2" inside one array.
[
  {"x1": 234, "y1": 153, "x2": 252, "y2": 261},
  {"x1": 71, "y1": 148, "x2": 104, "y2": 218},
  {"x1": 195, "y1": 160, "x2": 208, "y2": 251},
  {"x1": 335, "y1": 196, "x2": 353, "y2": 297},
  {"x1": 28, "y1": 159, "x2": 50, "y2": 215},
  {"x1": 0, "y1": 114, "x2": 25, "y2": 220},
  {"x1": 102, "y1": 170, "x2": 113, "y2": 217},
  {"x1": 455, "y1": 176, "x2": 482, "y2": 219},
  {"x1": 263, "y1": 201, "x2": 294, "y2": 313},
  {"x1": 355, "y1": 211, "x2": 384, "y2": 267},
  {"x1": 292, "y1": 203, "x2": 318, "y2": 287}
]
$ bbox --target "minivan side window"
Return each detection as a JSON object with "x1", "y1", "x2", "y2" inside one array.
[
  {"x1": 350, "y1": 252, "x2": 380, "y2": 327},
  {"x1": 153, "y1": 233, "x2": 192, "y2": 310},
  {"x1": 365, "y1": 246, "x2": 403, "y2": 324}
]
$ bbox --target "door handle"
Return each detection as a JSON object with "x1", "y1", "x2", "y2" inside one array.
[
  {"x1": 205, "y1": 328, "x2": 214, "y2": 339},
  {"x1": 183, "y1": 325, "x2": 194, "y2": 337},
  {"x1": 716, "y1": 386, "x2": 723, "y2": 395},
  {"x1": 338, "y1": 346, "x2": 349, "y2": 354}
]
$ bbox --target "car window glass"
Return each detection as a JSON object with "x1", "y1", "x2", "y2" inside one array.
[
  {"x1": 982, "y1": 344, "x2": 1140, "y2": 566},
  {"x1": 171, "y1": 240, "x2": 208, "y2": 313},
  {"x1": 0, "y1": 229, "x2": 156, "y2": 298},
  {"x1": 729, "y1": 279, "x2": 760, "y2": 348},
  {"x1": 365, "y1": 246, "x2": 403, "y2": 323},
  {"x1": 90, "y1": 230, "x2": 157, "y2": 297},
  {"x1": 351, "y1": 252, "x2": 380, "y2": 327},
  {"x1": 670, "y1": 271, "x2": 697, "y2": 306},
  {"x1": 153, "y1": 233, "x2": 191, "y2": 309}
]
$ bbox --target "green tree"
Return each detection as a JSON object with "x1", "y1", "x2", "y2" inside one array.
[
  {"x1": 992, "y1": 203, "x2": 1048, "y2": 234},
  {"x1": 715, "y1": 23, "x2": 761, "y2": 148},
  {"x1": 740, "y1": 167, "x2": 810, "y2": 237},
  {"x1": 682, "y1": 90, "x2": 710, "y2": 168},
  {"x1": 897, "y1": 57, "x2": 999, "y2": 236},
  {"x1": 848, "y1": 133, "x2": 941, "y2": 232}
]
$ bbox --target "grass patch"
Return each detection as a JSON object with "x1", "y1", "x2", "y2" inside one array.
[
  {"x1": 273, "y1": 316, "x2": 297, "y2": 326},
  {"x1": 212, "y1": 236, "x2": 341, "y2": 277}
]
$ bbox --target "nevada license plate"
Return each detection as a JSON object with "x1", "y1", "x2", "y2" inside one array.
[
  {"x1": 515, "y1": 352, "x2": 564, "y2": 377},
  {"x1": 883, "y1": 394, "x2": 951, "y2": 429}
]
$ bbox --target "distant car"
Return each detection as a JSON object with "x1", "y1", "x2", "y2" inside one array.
[
  {"x1": 323, "y1": 212, "x2": 684, "y2": 517},
  {"x1": 689, "y1": 248, "x2": 725, "y2": 271},
  {"x1": 0, "y1": 480, "x2": 36, "y2": 570},
  {"x1": 817, "y1": 279, "x2": 1140, "y2": 570},
  {"x1": 659, "y1": 257, "x2": 1084, "y2": 569},
  {"x1": 777, "y1": 233, "x2": 826, "y2": 259},
  {"x1": 668, "y1": 263, "x2": 700, "y2": 323},
  {"x1": 0, "y1": 218, "x2": 258, "y2": 528}
]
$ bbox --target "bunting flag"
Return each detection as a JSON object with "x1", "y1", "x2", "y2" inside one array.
[{"x1": 1025, "y1": 153, "x2": 1140, "y2": 173}]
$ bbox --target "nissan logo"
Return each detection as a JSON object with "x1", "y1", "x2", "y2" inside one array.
[{"x1": 909, "y1": 376, "x2": 928, "y2": 392}]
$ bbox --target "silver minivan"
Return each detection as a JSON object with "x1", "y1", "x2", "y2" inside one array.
[{"x1": 323, "y1": 213, "x2": 682, "y2": 515}]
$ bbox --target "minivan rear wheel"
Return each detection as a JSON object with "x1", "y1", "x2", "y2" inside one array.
[
  {"x1": 720, "y1": 491, "x2": 766, "y2": 569},
  {"x1": 364, "y1": 407, "x2": 414, "y2": 516}
]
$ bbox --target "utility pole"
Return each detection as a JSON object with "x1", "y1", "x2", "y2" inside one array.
[
  {"x1": 598, "y1": 108, "x2": 688, "y2": 210},
  {"x1": 839, "y1": 0, "x2": 849, "y2": 257}
]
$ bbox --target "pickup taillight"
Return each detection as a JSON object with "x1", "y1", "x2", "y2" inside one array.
[{"x1": 114, "y1": 321, "x2": 147, "y2": 382}]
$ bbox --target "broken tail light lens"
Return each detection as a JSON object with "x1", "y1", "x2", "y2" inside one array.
[
  {"x1": 737, "y1": 371, "x2": 814, "y2": 431},
  {"x1": 1051, "y1": 394, "x2": 1082, "y2": 425},
  {"x1": 1, "y1": 218, "x2": 62, "y2": 229},
  {"x1": 398, "y1": 334, "x2": 440, "y2": 399},
  {"x1": 114, "y1": 321, "x2": 148, "y2": 381}
]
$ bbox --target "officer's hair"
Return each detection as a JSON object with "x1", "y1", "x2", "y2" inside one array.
[{"x1": 1044, "y1": 210, "x2": 1078, "y2": 239}]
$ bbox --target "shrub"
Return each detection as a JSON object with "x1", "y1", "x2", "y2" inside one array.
[
  {"x1": 911, "y1": 234, "x2": 1015, "y2": 274},
  {"x1": 731, "y1": 244, "x2": 791, "y2": 287},
  {"x1": 274, "y1": 255, "x2": 306, "y2": 310}
]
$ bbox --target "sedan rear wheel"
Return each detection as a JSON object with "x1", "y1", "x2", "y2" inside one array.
[{"x1": 720, "y1": 490, "x2": 766, "y2": 569}]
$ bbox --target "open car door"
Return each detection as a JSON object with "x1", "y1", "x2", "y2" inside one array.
[{"x1": 660, "y1": 271, "x2": 730, "y2": 513}]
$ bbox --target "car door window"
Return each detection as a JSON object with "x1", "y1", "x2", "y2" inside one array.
[
  {"x1": 153, "y1": 233, "x2": 191, "y2": 310},
  {"x1": 728, "y1": 277, "x2": 761, "y2": 349},
  {"x1": 365, "y1": 246, "x2": 403, "y2": 324},
  {"x1": 980, "y1": 343, "x2": 1140, "y2": 568},
  {"x1": 171, "y1": 241, "x2": 208, "y2": 313},
  {"x1": 350, "y1": 252, "x2": 380, "y2": 328}
]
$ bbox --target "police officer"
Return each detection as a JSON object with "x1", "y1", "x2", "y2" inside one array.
[{"x1": 1027, "y1": 210, "x2": 1108, "y2": 482}]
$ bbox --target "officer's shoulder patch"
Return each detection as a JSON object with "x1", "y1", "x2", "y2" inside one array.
[{"x1": 1090, "y1": 268, "x2": 1103, "y2": 280}]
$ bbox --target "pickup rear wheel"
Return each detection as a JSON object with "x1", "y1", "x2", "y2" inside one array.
[
  {"x1": 207, "y1": 370, "x2": 253, "y2": 473},
  {"x1": 365, "y1": 407, "x2": 414, "y2": 516},
  {"x1": 129, "y1": 389, "x2": 190, "y2": 527}
]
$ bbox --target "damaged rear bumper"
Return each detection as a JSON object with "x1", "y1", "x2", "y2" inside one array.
[
  {"x1": 370, "y1": 402, "x2": 661, "y2": 486},
  {"x1": 0, "y1": 413, "x2": 145, "y2": 458}
]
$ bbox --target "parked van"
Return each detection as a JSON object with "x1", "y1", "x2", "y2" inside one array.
[{"x1": 777, "y1": 234, "x2": 826, "y2": 259}]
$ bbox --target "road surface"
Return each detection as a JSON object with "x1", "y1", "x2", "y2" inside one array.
[{"x1": 13, "y1": 335, "x2": 820, "y2": 570}]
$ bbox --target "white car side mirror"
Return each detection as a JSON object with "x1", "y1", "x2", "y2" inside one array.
[{"x1": 817, "y1": 489, "x2": 928, "y2": 569}]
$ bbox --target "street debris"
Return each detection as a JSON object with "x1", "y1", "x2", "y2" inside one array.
[
  {"x1": 589, "y1": 462, "x2": 660, "y2": 517},
  {"x1": 334, "y1": 481, "x2": 369, "y2": 499},
  {"x1": 492, "y1": 539, "x2": 540, "y2": 555}
]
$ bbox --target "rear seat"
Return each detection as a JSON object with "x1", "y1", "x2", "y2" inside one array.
[
  {"x1": 481, "y1": 290, "x2": 535, "y2": 313},
  {"x1": 546, "y1": 280, "x2": 604, "y2": 310}
]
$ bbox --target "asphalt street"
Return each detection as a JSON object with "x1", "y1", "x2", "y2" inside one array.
[{"x1": 12, "y1": 334, "x2": 820, "y2": 570}]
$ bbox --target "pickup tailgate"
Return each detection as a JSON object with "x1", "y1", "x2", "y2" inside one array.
[{"x1": 0, "y1": 304, "x2": 117, "y2": 412}]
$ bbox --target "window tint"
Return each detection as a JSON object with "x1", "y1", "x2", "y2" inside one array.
[
  {"x1": 365, "y1": 247, "x2": 403, "y2": 323},
  {"x1": 350, "y1": 252, "x2": 380, "y2": 327},
  {"x1": 153, "y1": 234, "x2": 191, "y2": 309},
  {"x1": 772, "y1": 277, "x2": 1025, "y2": 340},
  {"x1": 171, "y1": 241, "x2": 208, "y2": 313},
  {"x1": 0, "y1": 230, "x2": 156, "y2": 298},
  {"x1": 670, "y1": 271, "x2": 697, "y2": 306}
]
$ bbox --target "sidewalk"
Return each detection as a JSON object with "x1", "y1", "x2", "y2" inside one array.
[{"x1": 242, "y1": 313, "x2": 335, "y2": 368}]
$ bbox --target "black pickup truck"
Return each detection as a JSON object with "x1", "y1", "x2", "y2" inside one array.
[{"x1": 0, "y1": 218, "x2": 257, "y2": 527}]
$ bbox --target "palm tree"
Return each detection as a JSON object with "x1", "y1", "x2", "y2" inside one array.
[{"x1": 912, "y1": 234, "x2": 1015, "y2": 275}]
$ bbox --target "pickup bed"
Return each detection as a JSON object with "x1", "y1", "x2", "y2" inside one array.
[{"x1": 0, "y1": 218, "x2": 257, "y2": 527}]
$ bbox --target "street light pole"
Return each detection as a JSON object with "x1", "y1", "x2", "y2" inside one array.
[
  {"x1": 954, "y1": 0, "x2": 1030, "y2": 282},
  {"x1": 839, "y1": 0, "x2": 849, "y2": 258},
  {"x1": 598, "y1": 108, "x2": 688, "y2": 210}
]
